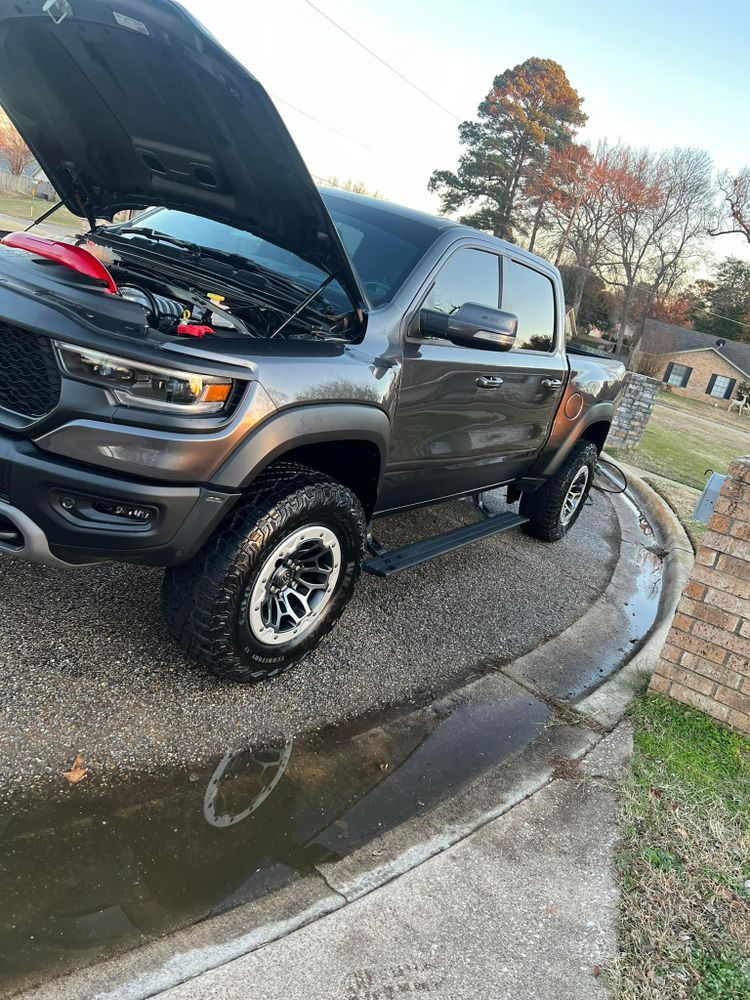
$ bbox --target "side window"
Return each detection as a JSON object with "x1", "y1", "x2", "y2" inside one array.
[
  {"x1": 422, "y1": 248, "x2": 500, "y2": 318},
  {"x1": 502, "y1": 260, "x2": 556, "y2": 352}
]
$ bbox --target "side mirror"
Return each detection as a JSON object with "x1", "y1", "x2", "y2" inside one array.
[{"x1": 420, "y1": 302, "x2": 518, "y2": 351}]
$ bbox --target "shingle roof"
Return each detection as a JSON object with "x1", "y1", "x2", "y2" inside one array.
[{"x1": 641, "y1": 319, "x2": 750, "y2": 378}]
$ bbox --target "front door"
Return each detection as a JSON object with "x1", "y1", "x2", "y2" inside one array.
[{"x1": 380, "y1": 248, "x2": 566, "y2": 512}]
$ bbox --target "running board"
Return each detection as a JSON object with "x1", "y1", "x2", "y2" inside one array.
[{"x1": 363, "y1": 511, "x2": 528, "y2": 577}]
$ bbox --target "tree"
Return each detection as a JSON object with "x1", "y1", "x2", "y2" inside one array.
[
  {"x1": 710, "y1": 167, "x2": 750, "y2": 243},
  {"x1": 324, "y1": 176, "x2": 383, "y2": 199},
  {"x1": 559, "y1": 264, "x2": 615, "y2": 332},
  {"x1": 523, "y1": 143, "x2": 593, "y2": 256},
  {"x1": 428, "y1": 58, "x2": 586, "y2": 241},
  {"x1": 602, "y1": 146, "x2": 715, "y2": 352},
  {"x1": 0, "y1": 110, "x2": 34, "y2": 175},
  {"x1": 542, "y1": 142, "x2": 623, "y2": 316},
  {"x1": 689, "y1": 257, "x2": 750, "y2": 343}
]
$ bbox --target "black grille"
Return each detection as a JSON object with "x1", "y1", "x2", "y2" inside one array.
[
  {"x1": 0, "y1": 459, "x2": 9, "y2": 504},
  {"x1": 0, "y1": 324, "x2": 61, "y2": 419}
]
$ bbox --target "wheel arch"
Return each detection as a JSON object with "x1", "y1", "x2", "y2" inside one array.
[
  {"x1": 529, "y1": 401, "x2": 614, "y2": 480},
  {"x1": 212, "y1": 403, "x2": 390, "y2": 519}
]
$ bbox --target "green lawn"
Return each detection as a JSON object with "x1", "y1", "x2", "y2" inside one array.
[
  {"x1": 642, "y1": 476, "x2": 707, "y2": 552},
  {"x1": 615, "y1": 695, "x2": 750, "y2": 999},
  {"x1": 609, "y1": 400, "x2": 750, "y2": 490},
  {"x1": 657, "y1": 390, "x2": 750, "y2": 428},
  {"x1": 0, "y1": 191, "x2": 84, "y2": 231}
]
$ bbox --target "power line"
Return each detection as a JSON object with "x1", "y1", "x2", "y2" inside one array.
[
  {"x1": 301, "y1": 0, "x2": 462, "y2": 123},
  {"x1": 270, "y1": 93, "x2": 372, "y2": 151}
]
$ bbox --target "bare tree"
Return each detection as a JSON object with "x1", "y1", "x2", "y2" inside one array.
[
  {"x1": 551, "y1": 142, "x2": 623, "y2": 315},
  {"x1": 602, "y1": 147, "x2": 715, "y2": 353},
  {"x1": 0, "y1": 110, "x2": 34, "y2": 176},
  {"x1": 629, "y1": 149, "x2": 716, "y2": 352},
  {"x1": 710, "y1": 167, "x2": 750, "y2": 243}
]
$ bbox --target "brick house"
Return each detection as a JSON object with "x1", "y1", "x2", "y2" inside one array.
[{"x1": 634, "y1": 320, "x2": 750, "y2": 409}]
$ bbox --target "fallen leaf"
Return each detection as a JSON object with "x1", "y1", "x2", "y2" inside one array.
[
  {"x1": 593, "y1": 965, "x2": 602, "y2": 978},
  {"x1": 63, "y1": 753, "x2": 87, "y2": 785}
]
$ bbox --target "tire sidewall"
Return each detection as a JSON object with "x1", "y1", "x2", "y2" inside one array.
[
  {"x1": 554, "y1": 446, "x2": 597, "y2": 536},
  {"x1": 232, "y1": 500, "x2": 362, "y2": 672}
]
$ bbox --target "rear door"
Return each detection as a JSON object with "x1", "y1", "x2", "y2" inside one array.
[{"x1": 380, "y1": 248, "x2": 567, "y2": 513}]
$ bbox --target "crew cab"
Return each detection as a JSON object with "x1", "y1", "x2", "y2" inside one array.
[{"x1": 0, "y1": 0, "x2": 625, "y2": 681}]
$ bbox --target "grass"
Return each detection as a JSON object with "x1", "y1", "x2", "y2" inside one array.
[
  {"x1": 609, "y1": 398, "x2": 750, "y2": 490},
  {"x1": 0, "y1": 192, "x2": 84, "y2": 231},
  {"x1": 642, "y1": 476, "x2": 707, "y2": 552},
  {"x1": 657, "y1": 391, "x2": 750, "y2": 429},
  {"x1": 614, "y1": 695, "x2": 750, "y2": 999}
]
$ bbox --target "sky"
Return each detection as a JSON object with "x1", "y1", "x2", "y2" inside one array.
[{"x1": 184, "y1": 0, "x2": 750, "y2": 262}]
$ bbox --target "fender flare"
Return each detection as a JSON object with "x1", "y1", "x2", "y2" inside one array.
[
  {"x1": 529, "y1": 400, "x2": 615, "y2": 480},
  {"x1": 211, "y1": 403, "x2": 391, "y2": 490}
]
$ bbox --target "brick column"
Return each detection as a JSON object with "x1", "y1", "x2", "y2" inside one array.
[
  {"x1": 650, "y1": 456, "x2": 750, "y2": 732},
  {"x1": 607, "y1": 372, "x2": 661, "y2": 450}
]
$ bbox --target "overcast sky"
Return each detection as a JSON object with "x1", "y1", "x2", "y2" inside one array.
[{"x1": 185, "y1": 0, "x2": 750, "y2": 261}]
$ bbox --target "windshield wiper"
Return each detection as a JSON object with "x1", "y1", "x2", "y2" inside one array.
[{"x1": 108, "y1": 227, "x2": 203, "y2": 256}]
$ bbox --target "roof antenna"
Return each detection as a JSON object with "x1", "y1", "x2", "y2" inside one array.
[
  {"x1": 43, "y1": 0, "x2": 72, "y2": 25},
  {"x1": 716, "y1": 339, "x2": 727, "y2": 348}
]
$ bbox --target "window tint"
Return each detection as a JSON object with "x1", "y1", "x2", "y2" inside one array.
[
  {"x1": 502, "y1": 260, "x2": 555, "y2": 352},
  {"x1": 423, "y1": 249, "x2": 500, "y2": 317}
]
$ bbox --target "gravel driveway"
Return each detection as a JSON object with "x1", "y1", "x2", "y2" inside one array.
[{"x1": 0, "y1": 490, "x2": 619, "y2": 795}]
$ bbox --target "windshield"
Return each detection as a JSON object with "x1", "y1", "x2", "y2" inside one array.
[{"x1": 110, "y1": 192, "x2": 441, "y2": 309}]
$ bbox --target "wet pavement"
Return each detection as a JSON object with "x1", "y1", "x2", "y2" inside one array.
[
  {"x1": 0, "y1": 486, "x2": 665, "y2": 997},
  {"x1": 0, "y1": 681, "x2": 551, "y2": 995},
  {"x1": 0, "y1": 490, "x2": 620, "y2": 794}
]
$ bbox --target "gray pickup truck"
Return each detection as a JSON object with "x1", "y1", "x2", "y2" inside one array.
[{"x1": 0, "y1": 0, "x2": 625, "y2": 681}]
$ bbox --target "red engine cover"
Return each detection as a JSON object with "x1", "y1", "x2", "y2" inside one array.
[{"x1": 1, "y1": 232, "x2": 118, "y2": 293}]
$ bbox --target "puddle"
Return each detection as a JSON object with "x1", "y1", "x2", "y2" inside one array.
[{"x1": 0, "y1": 687, "x2": 550, "y2": 994}]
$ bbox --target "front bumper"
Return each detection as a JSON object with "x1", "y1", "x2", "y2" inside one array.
[{"x1": 0, "y1": 430, "x2": 239, "y2": 567}]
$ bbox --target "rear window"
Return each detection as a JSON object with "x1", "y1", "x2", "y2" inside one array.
[{"x1": 502, "y1": 260, "x2": 556, "y2": 352}]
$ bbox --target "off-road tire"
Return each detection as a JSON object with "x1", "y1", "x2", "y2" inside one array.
[
  {"x1": 162, "y1": 462, "x2": 366, "y2": 683},
  {"x1": 519, "y1": 441, "x2": 598, "y2": 542}
]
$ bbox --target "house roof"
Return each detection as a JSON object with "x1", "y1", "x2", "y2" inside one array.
[{"x1": 641, "y1": 319, "x2": 750, "y2": 379}]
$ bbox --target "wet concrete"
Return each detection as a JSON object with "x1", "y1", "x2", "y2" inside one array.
[
  {"x1": 505, "y1": 493, "x2": 662, "y2": 701},
  {"x1": 0, "y1": 679, "x2": 550, "y2": 996},
  {"x1": 0, "y1": 488, "x2": 665, "y2": 998}
]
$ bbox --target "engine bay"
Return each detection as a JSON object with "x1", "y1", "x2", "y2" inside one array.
[{"x1": 100, "y1": 242, "x2": 358, "y2": 347}]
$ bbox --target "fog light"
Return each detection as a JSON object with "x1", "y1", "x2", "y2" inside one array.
[{"x1": 92, "y1": 501, "x2": 153, "y2": 522}]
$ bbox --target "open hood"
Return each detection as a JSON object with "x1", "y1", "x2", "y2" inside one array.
[{"x1": 0, "y1": 0, "x2": 366, "y2": 310}]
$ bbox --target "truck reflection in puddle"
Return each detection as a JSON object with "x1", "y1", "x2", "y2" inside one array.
[{"x1": 0, "y1": 688, "x2": 550, "y2": 993}]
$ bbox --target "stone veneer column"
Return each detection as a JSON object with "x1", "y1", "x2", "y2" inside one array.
[
  {"x1": 607, "y1": 372, "x2": 661, "y2": 450},
  {"x1": 650, "y1": 456, "x2": 750, "y2": 733}
]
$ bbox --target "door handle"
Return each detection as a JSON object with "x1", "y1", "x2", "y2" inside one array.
[
  {"x1": 476, "y1": 375, "x2": 504, "y2": 389},
  {"x1": 541, "y1": 378, "x2": 563, "y2": 389}
]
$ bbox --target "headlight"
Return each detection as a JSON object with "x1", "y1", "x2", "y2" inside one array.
[{"x1": 54, "y1": 343, "x2": 235, "y2": 415}]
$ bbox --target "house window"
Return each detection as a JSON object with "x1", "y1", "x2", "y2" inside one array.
[
  {"x1": 664, "y1": 362, "x2": 691, "y2": 387},
  {"x1": 706, "y1": 374, "x2": 735, "y2": 399}
]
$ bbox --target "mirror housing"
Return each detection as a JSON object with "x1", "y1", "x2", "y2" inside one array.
[{"x1": 420, "y1": 302, "x2": 518, "y2": 351}]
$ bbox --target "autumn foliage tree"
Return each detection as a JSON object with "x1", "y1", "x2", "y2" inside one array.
[
  {"x1": 0, "y1": 110, "x2": 34, "y2": 175},
  {"x1": 428, "y1": 58, "x2": 586, "y2": 241}
]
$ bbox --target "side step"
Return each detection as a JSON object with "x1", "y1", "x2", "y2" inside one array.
[{"x1": 363, "y1": 511, "x2": 528, "y2": 577}]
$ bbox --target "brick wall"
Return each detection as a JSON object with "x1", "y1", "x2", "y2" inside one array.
[
  {"x1": 659, "y1": 349, "x2": 746, "y2": 410},
  {"x1": 607, "y1": 372, "x2": 660, "y2": 450},
  {"x1": 650, "y1": 456, "x2": 750, "y2": 732}
]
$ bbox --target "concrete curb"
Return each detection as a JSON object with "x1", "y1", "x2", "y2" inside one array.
[
  {"x1": 18, "y1": 473, "x2": 690, "y2": 1000},
  {"x1": 574, "y1": 464, "x2": 694, "y2": 728}
]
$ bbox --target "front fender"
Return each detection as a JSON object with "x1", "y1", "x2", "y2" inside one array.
[{"x1": 211, "y1": 403, "x2": 391, "y2": 490}]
